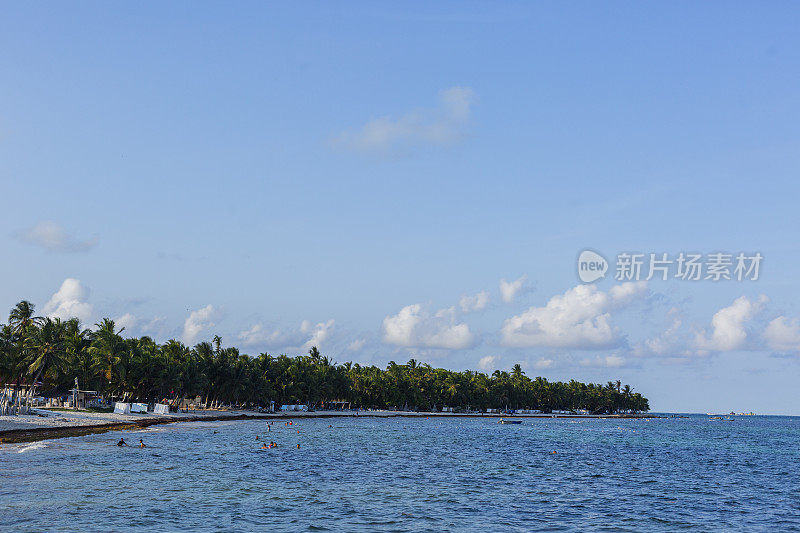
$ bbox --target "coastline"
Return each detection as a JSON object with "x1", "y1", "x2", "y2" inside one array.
[{"x1": 0, "y1": 409, "x2": 658, "y2": 444}]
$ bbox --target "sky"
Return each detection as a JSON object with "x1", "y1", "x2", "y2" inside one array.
[{"x1": 2, "y1": 2, "x2": 800, "y2": 414}]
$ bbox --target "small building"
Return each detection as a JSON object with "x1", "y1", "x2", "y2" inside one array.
[
  {"x1": 322, "y1": 400, "x2": 351, "y2": 411},
  {"x1": 70, "y1": 389, "x2": 101, "y2": 410}
]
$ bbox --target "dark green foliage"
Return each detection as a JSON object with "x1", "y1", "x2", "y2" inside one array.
[{"x1": 0, "y1": 301, "x2": 649, "y2": 413}]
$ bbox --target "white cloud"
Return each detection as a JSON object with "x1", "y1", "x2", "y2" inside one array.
[
  {"x1": 534, "y1": 358, "x2": 554, "y2": 369},
  {"x1": 694, "y1": 295, "x2": 767, "y2": 353},
  {"x1": 478, "y1": 355, "x2": 497, "y2": 370},
  {"x1": 141, "y1": 316, "x2": 168, "y2": 339},
  {"x1": 182, "y1": 305, "x2": 221, "y2": 345},
  {"x1": 347, "y1": 338, "x2": 367, "y2": 352},
  {"x1": 459, "y1": 291, "x2": 490, "y2": 312},
  {"x1": 383, "y1": 304, "x2": 475, "y2": 350},
  {"x1": 115, "y1": 313, "x2": 138, "y2": 332},
  {"x1": 112, "y1": 313, "x2": 167, "y2": 339},
  {"x1": 300, "y1": 319, "x2": 335, "y2": 351},
  {"x1": 501, "y1": 282, "x2": 647, "y2": 349},
  {"x1": 580, "y1": 354, "x2": 626, "y2": 368},
  {"x1": 499, "y1": 275, "x2": 527, "y2": 303},
  {"x1": 764, "y1": 316, "x2": 800, "y2": 352},
  {"x1": 239, "y1": 319, "x2": 335, "y2": 352},
  {"x1": 17, "y1": 221, "x2": 96, "y2": 253},
  {"x1": 637, "y1": 307, "x2": 686, "y2": 357},
  {"x1": 239, "y1": 323, "x2": 294, "y2": 347},
  {"x1": 332, "y1": 87, "x2": 475, "y2": 153},
  {"x1": 44, "y1": 278, "x2": 93, "y2": 323}
]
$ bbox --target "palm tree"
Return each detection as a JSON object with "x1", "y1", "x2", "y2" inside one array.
[
  {"x1": 7, "y1": 300, "x2": 43, "y2": 385},
  {"x1": 8, "y1": 300, "x2": 43, "y2": 337},
  {"x1": 26, "y1": 318, "x2": 68, "y2": 396},
  {"x1": 89, "y1": 319, "x2": 125, "y2": 396}
]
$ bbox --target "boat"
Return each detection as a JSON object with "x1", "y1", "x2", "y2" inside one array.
[{"x1": 499, "y1": 419, "x2": 522, "y2": 424}]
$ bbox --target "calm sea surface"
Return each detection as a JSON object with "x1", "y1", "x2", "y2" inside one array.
[{"x1": 2, "y1": 415, "x2": 799, "y2": 532}]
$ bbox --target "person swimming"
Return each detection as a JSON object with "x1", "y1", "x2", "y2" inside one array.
[
  {"x1": 256, "y1": 435, "x2": 259, "y2": 440},
  {"x1": 261, "y1": 442, "x2": 268, "y2": 449},
  {"x1": 139, "y1": 439, "x2": 146, "y2": 448},
  {"x1": 117, "y1": 438, "x2": 127, "y2": 447}
]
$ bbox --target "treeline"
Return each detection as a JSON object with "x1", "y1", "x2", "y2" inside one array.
[{"x1": 0, "y1": 301, "x2": 649, "y2": 414}]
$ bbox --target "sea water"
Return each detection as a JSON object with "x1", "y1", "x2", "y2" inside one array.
[{"x1": 2, "y1": 415, "x2": 799, "y2": 532}]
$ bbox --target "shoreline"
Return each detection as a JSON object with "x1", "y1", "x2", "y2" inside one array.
[{"x1": 0, "y1": 410, "x2": 659, "y2": 444}]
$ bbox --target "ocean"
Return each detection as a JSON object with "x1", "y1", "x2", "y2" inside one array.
[{"x1": 2, "y1": 415, "x2": 799, "y2": 532}]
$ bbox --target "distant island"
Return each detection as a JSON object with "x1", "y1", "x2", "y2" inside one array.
[{"x1": 1, "y1": 301, "x2": 649, "y2": 414}]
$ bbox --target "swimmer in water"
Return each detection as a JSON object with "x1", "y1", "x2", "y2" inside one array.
[
  {"x1": 256, "y1": 435, "x2": 259, "y2": 440},
  {"x1": 117, "y1": 438, "x2": 127, "y2": 447},
  {"x1": 139, "y1": 439, "x2": 146, "y2": 448},
  {"x1": 297, "y1": 444, "x2": 300, "y2": 449},
  {"x1": 261, "y1": 443, "x2": 268, "y2": 449}
]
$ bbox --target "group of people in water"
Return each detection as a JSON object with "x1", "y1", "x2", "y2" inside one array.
[
  {"x1": 116, "y1": 438, "x2": 145, "y2": 448},
  {"x1": 113, "y1": 418, "x2": 324, "y2": 450},
  {"x1": 257, "y1": 420, "x2": 303, "y2": 449}
]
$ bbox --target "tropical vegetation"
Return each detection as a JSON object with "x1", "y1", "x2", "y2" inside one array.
[{"x1": 0, "y1": 301, "x2": 649, "y2": 414}]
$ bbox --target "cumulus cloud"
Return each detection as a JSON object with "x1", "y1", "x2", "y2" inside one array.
[
  {"x1": 636, "y1": 307, "x2": 687, "y2": 357},
  {"x1": 478, "y1": 355, "x2": 497, "y2": 370},
  {"x1": 460, "y1": 291, "x2": 490, "y2": 312},
  {"x1": 332, "y1": 87, "x2": 475, "y2": 153},
  {"x1": 500, "y1": 282, "x2": 648, "y2": 349},
  {"x1": 182, "y1": 305, "x2": 222, "y2": 345},
  {"x1": 347, "y1": 338, "x2": 367, "y2": 352},
  {"x1": 115, "y1": 313, "x2": 138, "y2": 332},
  {"x1": 764, "y1": 316, "x2": 800, "y2": 353},
  {"x1": 239, "y1": 323, "x2": 292, "y2": 347},
  {"x1": 142, "y1": 316, "x2": 169, "y2": 338},
  {"x1": 111, "y1": 314, "x2": 168, "y2": 339},
  {"x1": 534, "y1": 358, "x2": 554, "y2": 369},
  {"x1": 580, "y1": 354, "x2": 626, "y2": 368},
  {"x1": 383, "y1": 304, "x2": 475, "y2": 350},
  {"x1": 694, "y1": 295, "x2": 767, "y2": 353},
  {"x1": 44, "y1": 278, "x2": 93, "y2": 323},
  {"x1": 500, "y1": 275, "x2": 527, "y2": 303},
  {"x1": 300, "y1": 319, "x2": 335, "y2": 351},
  {"x1": 239, "y1": 319, "x2": 335, "y2": 352},
  {"x1": 16, "y1": 221, "x2": 97, "y2": 253}
]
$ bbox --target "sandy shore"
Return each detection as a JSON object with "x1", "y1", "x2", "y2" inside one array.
[{"x1": 0, "y1": 408, "x2": 252, "y2": 432}]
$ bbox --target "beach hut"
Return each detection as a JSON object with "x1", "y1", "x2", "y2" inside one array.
[
  {"x1": 114, "y1": 402, "x2": 131, "y2": 414},
  {"x1": 153, "y1": 403, "x2": 170, "y2": 415},
  {"x1": 130, "y1": 403, "x2": 148, "y2": 413},
  {"x1": 70, "y1": 389, "x2": 100, "y2": 410}
]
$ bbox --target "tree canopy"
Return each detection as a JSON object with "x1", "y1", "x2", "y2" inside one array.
[{"x1": 0, "y1": 301, "x2": 649, "y2": 414}]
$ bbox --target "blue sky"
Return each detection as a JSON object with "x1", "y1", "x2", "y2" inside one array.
[{"x1": 2, "y1": 2, "x2": 800, "y2": 414}]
